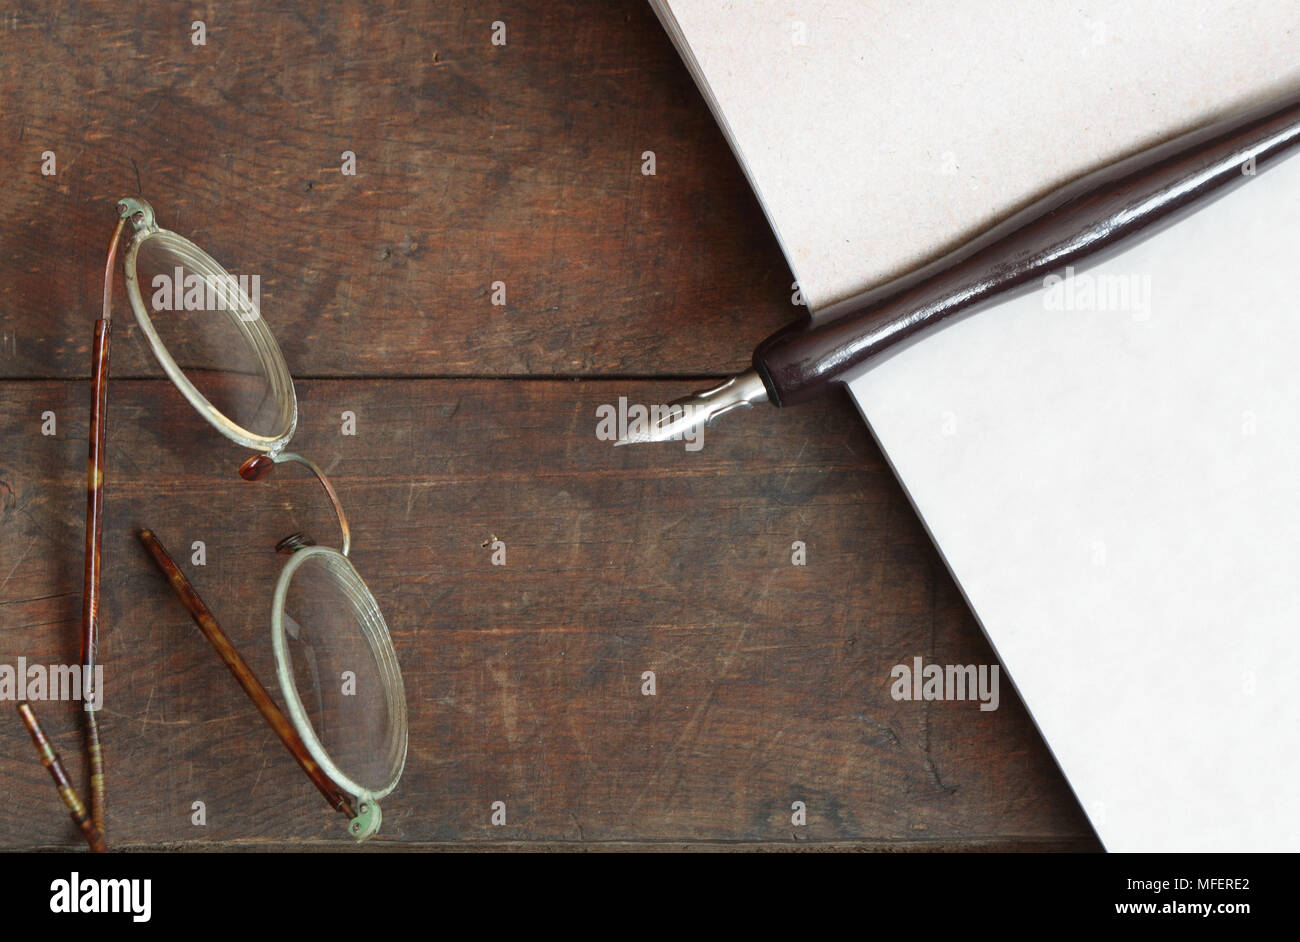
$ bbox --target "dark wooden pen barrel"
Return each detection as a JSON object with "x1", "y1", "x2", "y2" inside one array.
[{"x1": 753, "y1": 88, "x2": 1300, "y2": 407}]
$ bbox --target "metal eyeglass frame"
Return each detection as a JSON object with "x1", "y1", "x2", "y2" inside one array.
[{"x1": 115, "y1": 196, "x2": 408, "y2": 840}]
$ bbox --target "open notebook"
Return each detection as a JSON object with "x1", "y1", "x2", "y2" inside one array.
[{"x1": 651, "y1": 0, "x2": 1300, "y2": 851}]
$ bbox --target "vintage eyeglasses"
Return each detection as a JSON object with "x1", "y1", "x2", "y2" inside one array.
[{"x1": 116, "y1": 197, "x2": 408, "y2": 840}]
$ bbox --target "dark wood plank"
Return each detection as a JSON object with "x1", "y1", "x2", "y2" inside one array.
[
  {"x1": 0, "y1": 0, "x2": 1098, "y2": 852},
  {"x1": 0, "y1": 0, "x2": 794, "y2": 381},
  {"x1": 0, "y1": 379, "x2": 1098, "y2": 848}
]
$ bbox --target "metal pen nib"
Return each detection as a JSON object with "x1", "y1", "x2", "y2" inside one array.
[{"x1": 614, "y1": 368, "x2": 770, "y2": 445}]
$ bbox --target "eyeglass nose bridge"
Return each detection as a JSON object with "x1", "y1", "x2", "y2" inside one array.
[{"x1": 239, "y1": 452, "x2": 352, "y2": 557}]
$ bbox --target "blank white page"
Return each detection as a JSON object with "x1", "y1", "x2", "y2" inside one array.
[
  {"x1": 850, "y1": 153, "x2": 1300, "y2": 852},
  {"x1": 652, "y1": 0, "x2": 1300, "y2": 849}
]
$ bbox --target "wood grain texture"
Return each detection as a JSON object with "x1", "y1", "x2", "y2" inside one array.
[
  {"x1": 0, "y1": 379, "x2": 1095, "y2": 848},
  {"x1": 0, "y1": 0, "x2": 1098, "y2": 850},
  {"x1": 0, "y1": 0, "x2": 792, "y2": 381}
]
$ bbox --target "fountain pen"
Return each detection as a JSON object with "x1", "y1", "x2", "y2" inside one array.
[{"x1": 617, "y1": 87, "x2": 1300, "y2": 445}]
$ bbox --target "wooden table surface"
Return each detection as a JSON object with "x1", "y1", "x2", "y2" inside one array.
[{"x1": 0, "y1": 1, "x2": 1099, "y2": 851}]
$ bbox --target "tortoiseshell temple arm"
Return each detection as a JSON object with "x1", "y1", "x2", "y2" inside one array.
[
  {"x1": 80, "y1": 215, "x2": 126, "y2": 837},
  {"x1": 82, "y1": 318, "x2": 109, "y2": 673},
  {"x1": 16, "y1": 703, "x2": 107, "y2": 853},
  {"x1": 85, "y1": 217, "x2": 124, "y2": 674},
  {"x1": 82, "y1": 315, "x2": 110, "y2": 837},
  {"x1": 136, "y1": 529, "x2": 358, "y2": 821}
]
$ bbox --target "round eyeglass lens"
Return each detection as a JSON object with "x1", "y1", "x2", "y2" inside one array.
[
  {"x1": 128, "y1": 231, "x2": 294, "y2": 443},
  {"x1": 280, "y1": 550, "x2": 407, "y2": 795}
]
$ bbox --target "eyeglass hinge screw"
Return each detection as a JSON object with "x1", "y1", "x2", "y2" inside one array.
[
  {"x1": 347, "y1": 800, "x2": 382, "y2": 842},
  {"x1": 116, "y1": 196, "x2": 156, "y2": 233}
]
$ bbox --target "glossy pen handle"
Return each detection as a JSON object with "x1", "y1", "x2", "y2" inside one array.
[{"x1": 753, "y1": 88, "x2": 1300, "y2": 406}]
